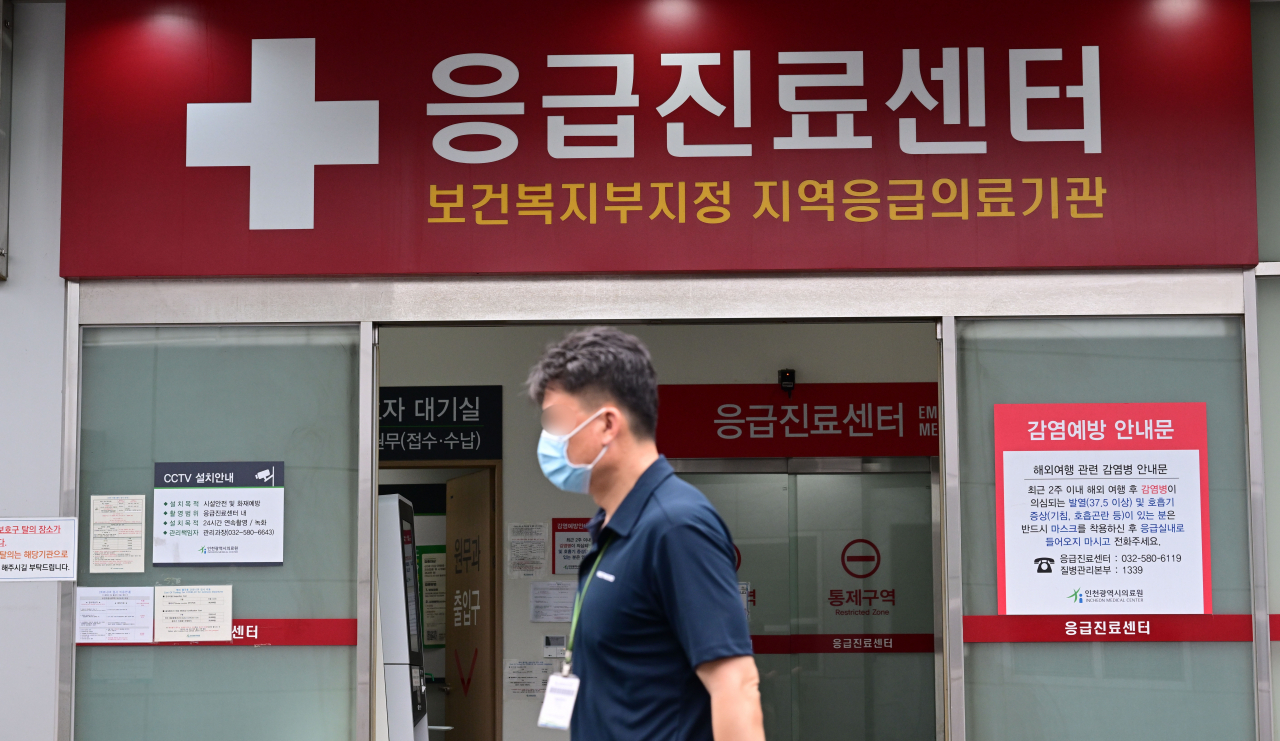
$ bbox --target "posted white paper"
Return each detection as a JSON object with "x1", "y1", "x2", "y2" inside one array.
[
  {"x1": 1002, "y1": 448, "x2": 1204, "y2": 614},
  {"x1": 421, "y1": 551, "x2": 447, "y2": 646},
  {"x1": 530, "y1": 581, "x2": 577, "y2": 623},
  {"x1": 90, "y1": 495, "x2": 146, "y2": 573},
  {"x1": 155, "y1": 584, "x2": 232, "y2": 641},
  {"x1": 504, "y1": 659, "x2": 555, "y2": 699},
  {"x1": 76, "y1": 586, "x2": 154, "y2": 643},
  {"x1": 0, "y1": 518, "x2": 77, "y2": 581},
  {"x1": 508, "y1": 523, "x2": 548, "y2": 579}
]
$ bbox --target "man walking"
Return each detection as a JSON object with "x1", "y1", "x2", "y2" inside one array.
[{"x1": 528, "y1": 326, "x2": 765, "y2": 741}]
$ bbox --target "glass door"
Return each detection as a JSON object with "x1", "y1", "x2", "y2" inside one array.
[{"x1": 680, "y1": 461, "x2": 938, "y2": 741}]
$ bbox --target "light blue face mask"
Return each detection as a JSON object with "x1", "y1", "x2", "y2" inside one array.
[{"x1": 537, "y1": 408, "x2": 610, "y2": 494}]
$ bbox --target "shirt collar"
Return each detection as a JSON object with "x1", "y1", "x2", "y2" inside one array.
[{"x1": 586, "y1": 455, "x2": 674, "y2": 543}]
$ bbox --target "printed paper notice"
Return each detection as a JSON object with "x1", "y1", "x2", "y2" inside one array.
[
  {"x1": 420, "y1": 548, "x2": 447, "y2": 646},
  {"x1": 91, "y1": 494, "x2": 146, "y2": 573},
  {"x1": 0, "y1": 518, "x2": 77, "y2": 581},
  {"x1": 504, "y1": 659, "x2": 555, "y2": 699},
  {"x1": 155, "y1": 585, "x2": 232, "y2": 642},
  {"x1": 508, "y1": 522, "x2": 547, "y2": 579},
  {"x1": 530, "y1": 581, "x2": 577, "y2": 623},
  {"x1": 77, "y1": 587, "x2": 154, "y2": 643},
  {"x1": 995, "y1": 403, "x2": 1210, "y2": 615}
]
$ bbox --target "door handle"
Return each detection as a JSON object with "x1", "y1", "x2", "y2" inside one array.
[{"x1": 438, "y1": 684, "x2": 452, "y2": 694}]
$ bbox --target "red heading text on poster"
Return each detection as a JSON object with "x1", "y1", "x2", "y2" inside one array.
[{"x1": 657, "y1": 383, "x2": 938, "y2": 458}]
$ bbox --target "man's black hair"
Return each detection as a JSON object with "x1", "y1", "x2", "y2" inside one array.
[{"x1": 527, "y1": 327, "x2": 659, "y2": 439}]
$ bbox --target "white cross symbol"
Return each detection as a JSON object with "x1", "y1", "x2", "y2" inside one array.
[{"x1": 186, "y1": 38, "x2": 379, "y2": 230}]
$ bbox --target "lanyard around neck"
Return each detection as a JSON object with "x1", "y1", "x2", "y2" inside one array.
[{"x1": 563, "y1": 535, "x2": 612, "y2": 675}]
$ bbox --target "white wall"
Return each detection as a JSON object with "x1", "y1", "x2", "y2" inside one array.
[
  {"x1": 0, "y1": 3, "x2": 66, "y2": 740},
  {"x1": 377, "y1": 322, "x2": 937, "y2": 741}
]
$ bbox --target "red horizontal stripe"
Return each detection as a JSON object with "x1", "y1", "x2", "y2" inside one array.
[
  {"x1": 963, "y1": 614, "x2": 1250, "y2": 642},
  {"x1": 226, "y1": 618, "x2": 356, "y2": 646},
  {"x1": 751, "y1": 634, "x2": 934, "y2": 654},
  {"x1": 78, "y1": 618, "x2": 357, "y2": 647}
]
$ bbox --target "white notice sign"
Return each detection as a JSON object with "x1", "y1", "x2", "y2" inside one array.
[
  {"x1": 0, "y1": 518, "x2": 77, "y2": 581},
  {"x1": 152, "y1": 461, "x2": 284, "y2": 566},
  {"x1": 508, "y1": 522, "x2": 548, "y2": 579},
  {"x1": 77, "y1": 587, "x2": 154, "y2": 643},
  {"x1": 504, "y1": 659, "x2": 555, "y2": 699},
  {"x1": 91, "y1": 494, "x2": 146, "y2": 573},
  {"x1": 420, "y1": 549, "x2": 447, "y2": 646},
  {"x1": 155, "y1": 584, "x2": 232, "y2": 642},
  {"x1": 995, "y1": 403, "x2": 1211, "y2": 615},
  {"x1": 530, "y1": 581, "x2": 577, "y2": 623}
]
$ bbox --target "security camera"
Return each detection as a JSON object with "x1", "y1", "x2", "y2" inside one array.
[{"x1": 778, "y1": 369, "x2": 796, "y2": 397}]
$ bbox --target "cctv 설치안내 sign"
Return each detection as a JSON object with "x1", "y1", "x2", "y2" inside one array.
[
  {"x1": 994, "y1": 403, "x2": 1210, "y2": 615},
  {"x1": 58, "y1": 0, "x2": 1256, "y2": 278},
  {"x1": 152, "y1": 462, "x2": 285, "y2": 566}
]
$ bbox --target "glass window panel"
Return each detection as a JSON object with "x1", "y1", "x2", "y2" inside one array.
[
  {"x1": 1254, "y1": 277, "x2": 1280, "y2": 733},
  {"x1": 1255, "y1": 280, "x2": 1280, "y2": 612},
  {"x1": 74, "y1": 325, "x2": 360, "y2": 741},
  {"x1": 957, "y1": 317, "x2": 1253, "y2": 741}
]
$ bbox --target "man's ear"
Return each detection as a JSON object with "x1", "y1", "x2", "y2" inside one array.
[{"x1": 603, "y1": 406, "x2": 629, "y2": 442}]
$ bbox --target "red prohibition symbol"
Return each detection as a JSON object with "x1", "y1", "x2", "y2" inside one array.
[
  {"x1": 733, "y1": 544, "x2": 742, "y2": 571},
  {"x1": 841, "y1": 539, "x2": 881, "y2": 579}
]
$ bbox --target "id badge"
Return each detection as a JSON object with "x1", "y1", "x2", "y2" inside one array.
[{"x1": 537, "y1": 673, "x2": 580, "y2": 730}]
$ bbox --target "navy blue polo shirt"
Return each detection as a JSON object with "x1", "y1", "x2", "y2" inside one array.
[{"x1": 570, "y1": 456, "x2": 753, "y2": 741}]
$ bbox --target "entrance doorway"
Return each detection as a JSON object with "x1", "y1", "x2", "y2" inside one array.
[
  {"x1": 675, "y1": 457, "x2": 942, "y2": 741},
  {"x1": 379, "y1": 463, "x2": 503, "y2": 741},
  {"x1": 374, "y1": 321, "x2": 941, "y2": 741}
]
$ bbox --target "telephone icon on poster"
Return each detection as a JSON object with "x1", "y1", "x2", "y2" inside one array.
[
  {"x1": 255, "y1": 467, "x2": 275, "y2": 486},
  {"x1": 1034, "y1": 557, "x2": 1055, "y2": 574}
]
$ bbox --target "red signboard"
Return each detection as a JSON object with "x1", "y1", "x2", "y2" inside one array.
[
  {"x1": 78, "y1": 618, "x2": 358, "y2": 647},
  {"x1": 657, "y1": 383, "x2": 938, "y2": 458},
  {"x1": 60, "y1": 0, "x2": 1255, "y2": 278},
  {"x1": 963, "y1": 614, "x2": 1249, "y2": 643},
  {"x1": 751, "y1": 633, "x2": 933, "y2": 654}
]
